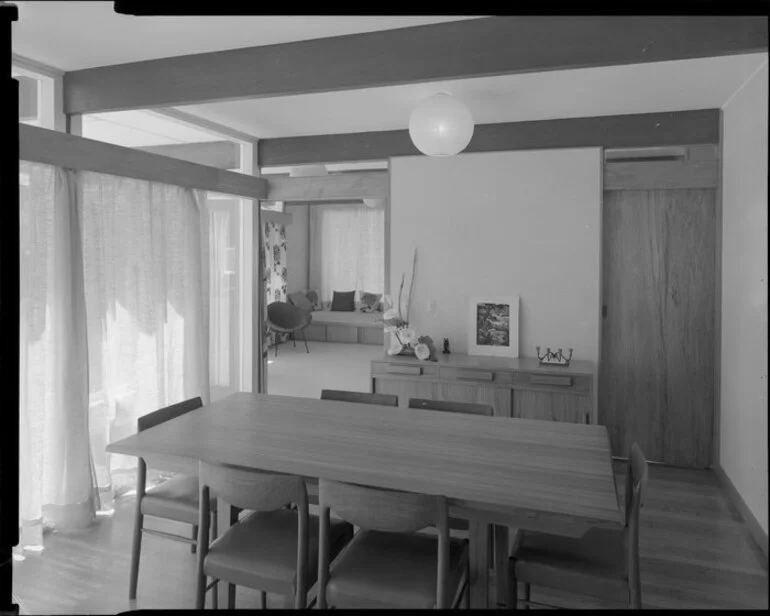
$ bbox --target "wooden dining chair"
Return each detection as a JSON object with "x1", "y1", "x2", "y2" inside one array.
[
  {"x1": 195, "y1": 462, "x2": 354, "y2": 610},
  {"x1": 408, "y1": 398, "x2": 494, "y2": 417},
  {"x1": 320, "y1": 389, "x2": 399, "y2": 407},
  {"x1": 310, "y1": 390, "x2": 399, "y2": 508},
  {"x1": 129, "y1": 397, "x2": 218, "y2": 601},
  {"x1": 507, "y1": 443, "x2": 649, "y2": 609},
  {"x1": 317, "y1": 478, "x2": 471, "y2": 609},
  {"x1": 408, "y1": 398, "x2": 495, "y2": 562}
]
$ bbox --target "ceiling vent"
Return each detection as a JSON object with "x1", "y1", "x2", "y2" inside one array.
[
  {"x1": 605, "y1": 147, "x2": 687, "y2": 163},
  {"x1": 289, "y1": 165, "x2": 328, "y2": 178}
]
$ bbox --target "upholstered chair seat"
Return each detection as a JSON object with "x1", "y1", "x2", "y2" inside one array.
[
  {"x1": 141, "y1": 476, "x2": 203, "y2": 525},
  {"x1": 508, "y1": 443, "x2": 649, "y2": 609},
  {"x1": 325, "y1": 529, "x2": 469, "y2": 609},
  {"x1": 317, "y1": 479, "x2": 471, "y2": 610},
  {"x1": 510, "y1": 527, "x2": 629, "y2": 603},
  {"x1": 203, "y1": 509, "x2": 352, "y2": 596}
]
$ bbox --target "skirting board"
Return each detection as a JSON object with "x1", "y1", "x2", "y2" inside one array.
[{"x1": 713, "y1": 463, "x2": 769, "y2": 568}]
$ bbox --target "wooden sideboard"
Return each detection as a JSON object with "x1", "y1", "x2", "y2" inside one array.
[{"x1": 370, "y1": 353, "x2": 596, "y2": 424}]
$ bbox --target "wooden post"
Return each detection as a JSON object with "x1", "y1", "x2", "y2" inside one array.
[
  {"x1": 242, "y1": 140, "x2": 267, "y2": 395},
  {"x1": 1, "y1": 4, "x2": 20, "y2": 614}
]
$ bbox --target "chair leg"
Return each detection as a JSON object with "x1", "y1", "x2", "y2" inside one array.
[
  {"x1": 274, "y1": 337, "x2": 278, "y2": 357},
  {"x1": 191, "y1": 525, "x2": 198, "y2": 554},
  {"x1": 260, "y1": 591, "x2": 267, "y2": 609},
  {"x1": 488, "y1": 526, "x2": 494, "y2": 569},
  {"x1": 128, "y1": 508, "x2": 143, "y2": 600},
  {"x1": 228, "y1": 584, "x2": 236, "y2": 609},
  {"x1": 507, "y1": 559, "x2": 518, "y2": 609},
  {"x1": 211, "y1": 511, "x2": 218, "y2": 609},
  {"x1": 522, "y1": 582, "x2": 530, "y2": 609},
  {"x1": 292, "y1": 331, "x2": 296, "y2": 347},
  {"x1": 196, "y1": 576, "x2": 207, "y2": 610},
  {"x1": 464, "y1": 556, "x2": 471, "y2": 608},
  {"x1": 302, "y1": 329, "x2": 309, "y2": 353}
]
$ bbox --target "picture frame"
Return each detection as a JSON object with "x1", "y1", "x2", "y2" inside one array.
[{"x1": 467, "y1": 295, "x2": 520, "y2": 358}]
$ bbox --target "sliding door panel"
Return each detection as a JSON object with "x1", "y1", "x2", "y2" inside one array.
[{"x1": 600, "y1": 188, "x2": 716, "y2": 468}]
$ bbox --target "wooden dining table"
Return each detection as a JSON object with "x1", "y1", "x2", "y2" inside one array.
[{"x1": 106, "y1": 392, "x2": 622, "y2": 608}]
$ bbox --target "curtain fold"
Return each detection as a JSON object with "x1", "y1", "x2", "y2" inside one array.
[
  {"x1": 19, "y1": 162, "x2": 95, "y2": 550},
  {"x1": 308, "y1": 203, "x2": 384, "y2": 303},
  {"x1": 205, "y1": 198, "x2": 232, "y2": 387}
]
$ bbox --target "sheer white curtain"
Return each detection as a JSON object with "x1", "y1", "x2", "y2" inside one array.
[
  {"x1": 19, "y1": 161, "x2": 95, "y2": 550},
  {"x1": 79, "y1": 172, "x2": 210, "y2": 504},
  {"x1": 206, "y1": 196, "x2": 237, "y2": 393},
  {"x1": 19, "y1": 163, "x2": 212, "y2": 548},
  {"x1": 308, "y1": 203, "x2": 384, "y2": 302}
]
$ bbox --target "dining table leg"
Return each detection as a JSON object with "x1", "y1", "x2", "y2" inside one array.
[
  {"x1": 468, "y1": 521, "x2": 491, "y2": 608},
  {"x1": 494, "y1": 525, "x2": 510, "y2": 607}
]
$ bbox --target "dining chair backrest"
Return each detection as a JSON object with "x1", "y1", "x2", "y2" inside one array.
[
  {"x1": 623, "y1": 443, "x2": 648, "y2": 610},
  {"x1": 137, "y1": 397, "x2": 203, "y2": 475},
  {"x1": 198, "y1": 461, "x2": 307, "y2": 513},
  {"x1": 320, "y1": 389, "x2": 399, "y2": 407},
  {"x1": 137, "y1": 396, "x2": 203, "y2": 432},
  {"x1": 408, "y1": 398, "x2": 494, "y2": 416},
  {"x1": 319, "y1": 478, "x2": 445, "y2": 534}
]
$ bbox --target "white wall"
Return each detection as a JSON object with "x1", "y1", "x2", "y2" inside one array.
[
  {"x1": 285, "y1": 204, "x2": 309, "y2": 293},
  {"x1": 719, "y1": 61, "x2": 769, "y2": 535},
  {"x1": 389, "y1": 148, "x2": 602, "y2": 362}
]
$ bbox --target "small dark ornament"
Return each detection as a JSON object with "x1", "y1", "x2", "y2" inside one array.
[{"x1": 442, "y1": 338, "x2": 451, "y2": 354}]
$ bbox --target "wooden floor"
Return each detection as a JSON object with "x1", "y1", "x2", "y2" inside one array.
[{"x1": 12, "y1": 461, "x2": 768, "y2": 612}]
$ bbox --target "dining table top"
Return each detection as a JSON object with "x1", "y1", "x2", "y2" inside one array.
[{"x1": 106, "y1": 392, "x2": 622, "y2": 529}]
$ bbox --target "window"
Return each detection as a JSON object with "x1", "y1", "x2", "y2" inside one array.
[{"x1": 308, "y1": 203, "x2": 385, "y2": 302}]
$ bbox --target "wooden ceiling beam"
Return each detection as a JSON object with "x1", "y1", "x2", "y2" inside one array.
[
  {"x1": 258, "y1": 110, "x2": 721, "y2": 166},
  {"x1": 266, "y1": 171, "x2": 388, "y2": 202},
  {"x1": 19, "y1": 124, "x2": 267, "y2": 200},
  {"x1": 137, "y1": 140, "x2": 240, "y2": 169},
  {"x1": 63, "y1": 16, "x2": 767, "y2": 114}
]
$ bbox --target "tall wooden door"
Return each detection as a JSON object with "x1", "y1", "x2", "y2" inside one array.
[{"x1": 600, "y1": 188, "x2": 716, "y2": 468}]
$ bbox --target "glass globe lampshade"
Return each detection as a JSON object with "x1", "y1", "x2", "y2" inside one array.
[{"x1": 408, "y1": 93, "x2": 474, "y2": 157}]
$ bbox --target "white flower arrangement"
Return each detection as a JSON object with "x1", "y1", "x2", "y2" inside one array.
[{"x1": 378, "y1": 249, "x2": 437, "y2": 361}]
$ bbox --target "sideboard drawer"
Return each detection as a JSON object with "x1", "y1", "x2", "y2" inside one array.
[
  {"x1": 514, "y1": 372, "x2": 592, "y2": 393},
  {"x1": 372, "y1": 362, "x2": 439, "y2": 378},
  {"x1": 439, "y1": 367, "x2": 513, "y2": 384}
]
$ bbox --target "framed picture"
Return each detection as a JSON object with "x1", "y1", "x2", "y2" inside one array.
[{"x1": 467, "y1": 295, "x2": 520, "y2": 358}]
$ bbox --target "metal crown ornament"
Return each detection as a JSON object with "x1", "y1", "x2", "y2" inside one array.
[{"x1": 536, "y1": 347, "x2": 573, "y2": 366}]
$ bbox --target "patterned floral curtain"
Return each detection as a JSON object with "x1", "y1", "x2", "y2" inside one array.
[{"x1": 263, "y1": 221, "x2": 288, "y2": 346}]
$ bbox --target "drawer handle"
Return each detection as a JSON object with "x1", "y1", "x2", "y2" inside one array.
[
  {"x1": 530, "y1": 375, "x2": 572, "y2": 387},
  {"x1": 456, "y1": 370, "x2": 494, "y2": 382},
  {"x1": 386, "y1": 365, "x2": 423, "y2": 376}
]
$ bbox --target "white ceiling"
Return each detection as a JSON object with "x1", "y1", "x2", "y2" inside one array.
[
  {"x1": 82, "y1": 111, "x2": 223, "y2": 146},
  {"x1": 175, "y1": 54, "x2": 769, "y2": 139},
  {"x1": 11, "y1": 3, "x2": 479, "y2": 71},
  {"x1": 11, "y1": 5, "x2": 768, "y2": 145}
]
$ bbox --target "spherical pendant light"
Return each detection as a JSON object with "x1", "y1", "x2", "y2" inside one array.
[{"x1": 408, "y1": 93, "x2": 474, "y2": 157}]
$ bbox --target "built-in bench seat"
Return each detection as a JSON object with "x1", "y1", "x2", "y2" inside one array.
[{"x1": 305, "y1": 310, "x2": 384, "y2": 345}]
